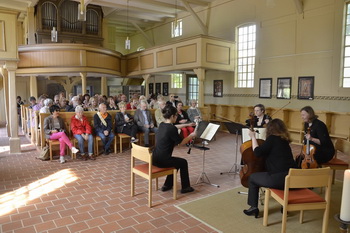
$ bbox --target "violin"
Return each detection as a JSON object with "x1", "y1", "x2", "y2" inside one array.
[
  {"x1": 239, "y1": 113, "x2": 265, "y2": 188},
  {"x1": 301, "y1": 127, "x2": 318, "y2": 169}
]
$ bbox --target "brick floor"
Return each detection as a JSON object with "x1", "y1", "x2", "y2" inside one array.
[{"x1": 0, "y1": 124, "x2": 347, "y2": 232}]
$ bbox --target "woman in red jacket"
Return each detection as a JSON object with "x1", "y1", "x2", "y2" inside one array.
[
  {"x1": 175, "y1": 102, "x2": 194, "y2": 145},
  {"x1": 71, "y1": 105, "x2": 95, "y2": 160}
]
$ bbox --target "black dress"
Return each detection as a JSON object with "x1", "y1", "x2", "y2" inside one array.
[
  {"x1": 153, "y1": 122, "x2": 191, "y2": 189},
  {"x1": 247, "y1": 135, "x2": 297, "y2": 208},
  {"x1": 303, "y1": 119, "x2": 335, "y2": 163}
]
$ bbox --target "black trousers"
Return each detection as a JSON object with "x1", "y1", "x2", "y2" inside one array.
[
  {"x1": 247, "y1": 171, "x2": 288, "y2": 208},
  {"x1": 153, "y1": 157, "x2": 190, "y2": 189},
  {"x1": 121, "y1": 124, "x2": 138, "y2": 138}
]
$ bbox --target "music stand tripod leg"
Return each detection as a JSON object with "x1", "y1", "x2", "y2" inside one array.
[
  {"x1": 195, "y1": 150, "x2": 220, "y2": 188},
  {"x1": 221, "y1": 129, "x2": 241, "y2": 175}
]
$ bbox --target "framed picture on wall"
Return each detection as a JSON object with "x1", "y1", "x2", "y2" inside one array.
[
  {"x1": 155, "y1": 83, "x2": 161, "y2": 95},
  {"x1": 162, "y1": 82, "x2": 169, "y2": 96},
  {"x1": 298, "y1": 76, "x2": 314, "y2": 100},
  {"x1": 259, "y1": 78, "x2": 272, "y2": 98},
  {"x1": 148, "y1": 83, "x2": 154, "y2": 95},
  {"x1": 276, "y1": 77, "x2": 291, "y2": 99},
  {"x1": 213, "y1": 80, "x2": 223, "y2": 97},
  {"x1": 107, "y1": 85, "x2": 122, "y2": 97}
]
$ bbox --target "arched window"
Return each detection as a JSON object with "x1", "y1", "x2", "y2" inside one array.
[
  {"x1": 86, "y1": 9, "x2": 99, "y2": 35},
  {"x1": 41, "y1": 2, "x2": 57, "y2": 30},
  {"x1": 60, "y1": 0, "x2": 82, "y2": 33}
]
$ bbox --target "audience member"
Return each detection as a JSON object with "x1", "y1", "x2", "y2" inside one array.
[
  {"x1": 134, "y1": 100, "x2": 158, "y2": 147},
  {"x1": 175, "y1": 101, "x2": 194, "y2": 145},
  {"x1": 166, "y1": 94, "x2": 179, "y2": 107},
  {"x1": 187, "y1": 99, "x2": 202, "y2": 122},
  {"x1": 66, "y1": 96, "x2": 80, "y2": 112},
  {"x1": 107, "y1": 96, "x2": 118, "y2": 110},
  {"x1": 40, "y1": 98, "x2": 53, "y2": 113},
  {"x1": 126, "y1": 98, "x2": 138, "y2": 110},
  {"x1": 87, "y1": 96, "x2": 99, "y2": 111},
  {"x1": 115, "y1": 102, "x2": 138, "y2": 143},
  {"x1": 94, "y1": 103, "x2": 115, "y2": 155}
]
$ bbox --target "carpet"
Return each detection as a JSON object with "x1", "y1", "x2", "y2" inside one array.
[{"x1": 177, "y1": 183, "x2": 343, "y2": 233}]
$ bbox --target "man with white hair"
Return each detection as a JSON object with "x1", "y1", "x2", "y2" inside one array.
[
  {"x1": 134, "y1": 100, "x2": 158, "y2": 147},
  {"x1": 66, "y1": 96, "x2": 81, "y2": 112},
  {"x1": 94, "y1": 103, "x2": 115, "y2": 155}
]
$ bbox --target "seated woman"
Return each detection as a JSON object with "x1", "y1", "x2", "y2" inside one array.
[
  {"x1": 115, "y1": 102, "x2": 138, "y2": 143},
  {"x1": 175, "y1": 102, "x2": 194, "y2": 144},
  {"x1": 107, "y1": 96, "x2": 118, "y2": 110},
  {"x1": 44, "y1": 105, "x2": 79, "y2": 164},
  {"x1": 87, "y1": 96, "x2": 99, "y2": 111},
  {"x1": 243, "y1": 119, "x2": 297, "y2": 218},
  {"x1": 245, "y1": 104, "x2": 271, "y2": 128},
  {"x1": 187, "y1": 99, "x2": 202, "y2": 123},
  {"x1": 300, "y1": 106, "x2": 335, "y2": 164},
  {"x1": 40, "y1": 98, "x2": 53, "y2": 113},
  {"x1": 152, "y1": 105, "x2": 196, "y2": 194},
  {"x1": 71, "y1": 105, "x2": 95, "y2": 160}
]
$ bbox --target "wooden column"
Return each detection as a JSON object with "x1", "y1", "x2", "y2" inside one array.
[
  {"x1": 194, "y1": 68, "x2": 205, "y2": 107},
  {"x1": 29, "y1": 75, "x2": 38, "y2": 98},
  {"x1": 27, "y1": 7, "x2": 36, "y2": 45},
  {"x1": 142, "y1": 74, "x2": 151, "y2": 97},
  {"x1": 80, "y1": 72, "x2": 87, "y2": 95},
  {"x1": 1, "y1": 67, "x2": 10, "y2": 136},
  {"x1": 5, "y1": 61, "x2": 21, "y2": 153},
  {"x1": 101, "y1": 76, "x2": 107, "y2": 96}
]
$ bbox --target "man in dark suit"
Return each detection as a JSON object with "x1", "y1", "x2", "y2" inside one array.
[{"x1": 134, "y1": 100, "x2": 158, "y2": 147}]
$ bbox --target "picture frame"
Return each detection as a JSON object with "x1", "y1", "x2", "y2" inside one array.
[
  {"x1": 259, "y1": 78, "x2": 272, "y2": 98},
  {"x1": 148, "y1": 83, "x2": 154, "y2": 95},
  {"x1": 213, "y1": 80, "x2": 223, "y2": 97},
  {"x1": 155, "y1": 83, "x2": 161, "y2": 95},
  {"x1": 162, "y1": 82, "x2": 169, "y2": 96},
  {"x1": 298, "y1": 76, "x2": 314, "y2": 100},
  {"x1": 276, "y1": 77, "x2": 292, "y2": 99}
]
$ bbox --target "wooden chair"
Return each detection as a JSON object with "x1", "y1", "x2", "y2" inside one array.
[
  {"x1": 117, "y1": 133, "x2": 131, "y2": 153},
  {"x1": 130, "y1": 143, "x2": 177, "y2": 207},
  {"x1": 263, "y1": 167, "x2": 332, "y2": 233},
  {"x1": 95, "y1": 135, "x2": 117, "y2": 155},
  {"x1": 137, "y1": 132, "x2": 155, "y2": 146},
  {"x1": 321, "y1": 139, "x2": 350, "y2": 183},
  {"x1": 46, "y1": 139, "x2": 64, "y2": 161}
]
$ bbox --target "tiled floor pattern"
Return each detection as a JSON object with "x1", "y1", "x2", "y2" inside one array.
[{"x1": 0, "y1": 125, "x2": 347, "y2": 233}]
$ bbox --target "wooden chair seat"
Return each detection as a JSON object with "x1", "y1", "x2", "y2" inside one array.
[
  {"x1": 270, "y1": 188, "x2": 325, "y2": 204},
  {"x1": 117, "y1": 133, "x2": 131, "y2": 153},
  {"x1": 46, "y1": 139, "x2": 63, "y2": 161},
  {"x1": 131, "y1": 143, "x2": 177, "y2": 207},
  {"x1": 95, "y1": 135, "x2": 117, "y2": 155}
]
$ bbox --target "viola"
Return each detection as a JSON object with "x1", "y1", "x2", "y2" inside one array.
[
  {"x1": 239, "y1": 112, "x2": 265, "y2": 188},
  {"x1": 301, "y1": 127, "x2": 318, "y2": 169}
]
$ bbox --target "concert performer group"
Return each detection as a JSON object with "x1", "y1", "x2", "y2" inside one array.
[{"x1": 243, "y1": 104, "x2": 334, "y2": 218}]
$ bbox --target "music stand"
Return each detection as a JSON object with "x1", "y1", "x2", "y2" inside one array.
[
  {"x1": 220, "y1": 122, "x2": 246, "y2": 175},
  {"x1": 192, "y1": 121, "x2": 220, "y2": 188}
]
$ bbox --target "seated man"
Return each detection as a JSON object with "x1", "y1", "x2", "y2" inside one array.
[
  {"x1": 94, "y1": 103, "x2": 115, "y2": 155},
  {"x1": 134, "y1": 100, "x2": 158, "y2": 147}
]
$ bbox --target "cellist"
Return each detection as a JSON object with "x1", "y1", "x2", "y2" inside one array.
[
  {"x1": 243, "y1": 119, "x2": 297, "y2": 218},
  {"x1": 245, "y1": 104, "x2": 271, "y2": 128},
  {"x1": 300, "y1": 106, "x2": 335, "y2": 164}
]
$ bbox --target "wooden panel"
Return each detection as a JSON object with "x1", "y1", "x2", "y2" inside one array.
[
  {"x1": 0, "y1": 21, "x2": 5, "y2": 52},
  {"x1": 127, "y1": 57, "x2": 139, "y2": 72},
  {"x1": 18, "y1": 50, "x2": 81, "y2": 67},
  {"x1": 140, "y1": 53, "x2": 154, "y2": 70},
  {"x1": 156, "y1": 49, "x2": 173, "y2": 67},
  {"x1": 86, "y1": 51, "x2": 121, "y2": 71},
  {"x1": 176, "y1": 44, "x2": 197, "y2": 64},
  {"x1": 206, "y1": 43, "x2": 230, "y2": 65}
]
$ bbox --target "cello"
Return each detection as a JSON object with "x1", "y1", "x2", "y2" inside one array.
[
  {"x1": 239, "y1": 113, "x2": 265, "y2": 188},
  {"x1": 301, "y1": 127, "x2": 318, "y2": 169}
]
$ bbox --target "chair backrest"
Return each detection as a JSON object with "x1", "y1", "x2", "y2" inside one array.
[
  {"x1": 131, "y1": 143, "x2": 152, "y2": 164},
  {"x1": 335, "y1": 139, "x2": 350, "y2": 158},
  {"x1": 286, "y1": 167, "x2": 332, "y2": 189}
]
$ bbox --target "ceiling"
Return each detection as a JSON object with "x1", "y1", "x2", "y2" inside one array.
[{"x1": 0, "y1": 0, "x2": 213, "y2": 36}]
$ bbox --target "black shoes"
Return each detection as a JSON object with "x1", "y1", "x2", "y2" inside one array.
[
  {"x1": 104, "y1": 149, "x2": 111, "y2": 155},
  {"x1": 181, "y1": 187, "x2": 195, "y2": 194},
  {"x1": 243, "y1": 207, "x2": 259, "y2": 218},
  {"x1": 161, "y1": 186, "x2": 172, "y2": 192}
]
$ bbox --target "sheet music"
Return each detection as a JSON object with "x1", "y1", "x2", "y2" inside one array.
[
  {"x1": 200, "y1": 123, "x2": 220, "y2": 141},
  {"x1": 242, "y1": 128, "x2": 266, "y2": 143}
]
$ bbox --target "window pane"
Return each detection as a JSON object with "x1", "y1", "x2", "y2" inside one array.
[{"x1": 344, "y1": 78, "x2": 350, "y2": 87}]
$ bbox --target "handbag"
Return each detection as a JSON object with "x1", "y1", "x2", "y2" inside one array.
[{"x1": 36, "y1": 146, "x2": 50, "y2": 161}]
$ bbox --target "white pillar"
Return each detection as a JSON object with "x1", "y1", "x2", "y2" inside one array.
[
  {"x1": 101, "y1": 76, "x2": 107, "y2": 96},
  {"x1": 27, "y1": 7, "x2": 36, "y2": 44},
  {"x1": 142, "y1": 74, "x2": 151, "y2": 97},
  {"x1": 29, "y1": 75, "x2": 38, "y2": 98},
  {"x1": 194, "y1": 68, "x2": 205, "y2": 107},
  {"x1": 80, "y1": 72, "x2": 87, "y2": 95},
  {"x1": 1, "y1": 68, "x2": 10, "y2": 136},
  {"x1": 5, "y1": 61, "x2": 21, "y2": 153}
]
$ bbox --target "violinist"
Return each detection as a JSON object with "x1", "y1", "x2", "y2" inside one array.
[
  {"x1": 300, "y1": 106, "x2": 335, "y2": 164},
  {"x1": 245, "y1": 104, "x2": 271, "y2": 128},
  {"x1": 243, "y1": 119, "x2": 297, "y2": 218}
]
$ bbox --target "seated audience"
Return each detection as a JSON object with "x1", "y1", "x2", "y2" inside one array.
[
  {"x1": 40, "y1": 98, "x2": 53, "y2": 113},
  {"x1": 59, "y1": 97, "x2": 67, "y2": 110},
  {"x1": 71, "y1": 106, "x2": 95, "y2": 160},
  {"x1": 107, "y1": 96, "x2": 118, "y2": 110},
  {"x1": 166, "y1": 94, "x2": 179, "y2": 107},
  {"x1": 44, "y1": 105, "x2": 79, "y2": 164},
  {"x1": 66, "y1": 96, "x2": 80, "y2": 112},
  {"x1": 187, "y1": 99, "x2": 202, "y2": 123},
  {"x1": 175, "y1": 102, "x2": 194, "y2": 144},
  {"x1": 53, "y1": 95, "x2": 60, "y2": 107},
  {"x1": 82, "y1": 94, "x2": 90, "y2": 109},
  {"x1": 94, "y1": 103, "x2": 115, "y2": 155},
  {"x1": 126, "y1": 98, "x2": 138, "y2": 110},
  {"x1": 87, "y1": 96, "x2": 99, "y2": 111},
  {"x1": 115, "y1": 102, "x2": 138, "y2": 143},
  {"x1": 134, "y1": 100, "x2": 158, "y2": 147}
]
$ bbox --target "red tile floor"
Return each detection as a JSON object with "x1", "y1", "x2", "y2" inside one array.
[{"x1": 0, "y1": 124, "x2": 346, "y2": 233}]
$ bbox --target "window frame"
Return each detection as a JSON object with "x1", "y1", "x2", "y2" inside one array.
[
  {"x1": 171, "y1": 73, "x2": 183, "y2": 88},
  {"x1": 342, "y1": 2, "x2": 350, "y2": 87},
  {"x1": 171, "y1": 19, "x2": 183, "y2": 38},
  {"x1": 186, "y1": 75, "x2": 199, "y2": 102}
]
